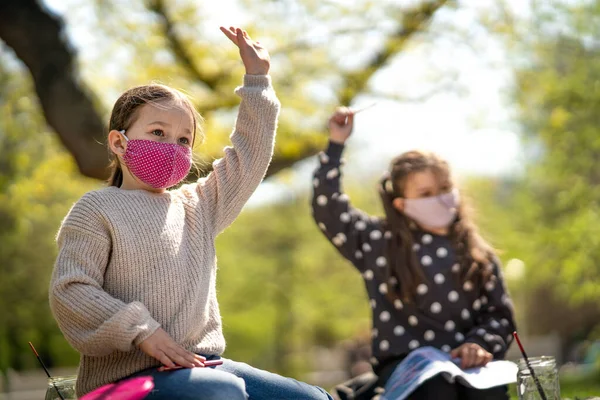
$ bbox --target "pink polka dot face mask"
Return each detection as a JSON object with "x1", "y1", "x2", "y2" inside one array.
[{"x1": 119, "y1": 130, "x2": 192, "y2": 189}]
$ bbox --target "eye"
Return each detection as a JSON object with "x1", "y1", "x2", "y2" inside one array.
[
  {"x1": 178, "y1": 137, "x2": 191, "y2": 146},
  {"x1": 151, "y1": 129, "x2": 164, "y2": 137}
]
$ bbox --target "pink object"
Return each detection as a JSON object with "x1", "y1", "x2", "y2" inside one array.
[
  {"x1": 120, "y1": 132, "x2": 192, "y2": 189},
  {"x1": 403, "y1": 189, "x2": 460, "y2": 229},
  {"x1": 157, "y1": 365, "x2": 184, "y2": 372},
  {"x1": 80, "y1": 376, "x2": 154, "y2": 400},
  {"x1": 157, "y1": 359, "x2": 223, "y2": 372}
]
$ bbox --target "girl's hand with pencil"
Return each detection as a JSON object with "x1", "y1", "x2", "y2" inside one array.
[
  {"x1": 328, "y1": 107, "x2": 355, "y2": 145},
  {"x1": 450, "y1": 342, "x2": 493, "y2": 369},
  {"x1": 220, "y1": 26, "x2": 270, "y2": 75},
  {"x1": 328, "y1": 103, "x2": 376, "y2": 144},
  {"x1": 138, "y1": 328, "x2": 206, "y2": 369}
]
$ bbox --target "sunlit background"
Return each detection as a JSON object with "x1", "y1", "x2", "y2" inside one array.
[{"x1": 1, "y1": 0, "x2": 600, "y2": 398}]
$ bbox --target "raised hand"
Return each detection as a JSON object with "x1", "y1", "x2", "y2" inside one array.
[
  {"x1": 328, "y1": 107, "x2": 354, "y2": 145},
  {"x1": 138, "y1": 328, "x2": 206, "y2": 369},
  {"x1": 220, "y1": 26, "x2": 270, "y2": 75},
  {"x1": 450, "y1": 342, "x2": 493, "y2": 369}
]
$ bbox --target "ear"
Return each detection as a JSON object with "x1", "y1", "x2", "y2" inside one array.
[
  {"x1": 107, "y1": 129, "x2": 127, "y2": 156},
  {"x1": 392, "y1": 197, "x2": 404, "y2": 212}
]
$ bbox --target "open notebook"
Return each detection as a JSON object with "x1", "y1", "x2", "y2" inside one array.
[{"x1": 381, "y1": 346, "x2": 518, "y2": 400}]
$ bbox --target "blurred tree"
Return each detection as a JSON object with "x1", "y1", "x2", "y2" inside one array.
[
  {"x1": 0, "y1": 58, "x2": 93, "y2": 383},
  {"x1": 476, "y1": 0, "x2": 600, "y2": 358},
  {"x1": 214, "y1": 183, "x2": 380, "y2": 377},
  {"x1": 0, "y1": 0, "x2": 450, "y2": 180}
]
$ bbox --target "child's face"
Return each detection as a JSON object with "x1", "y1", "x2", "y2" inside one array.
[
  {"x1": 402, "y1": 168, "x2": 452, "y2": 199},
  {"x1": 124, "y1": 102, "x2": 195, "y2": 148},
  {"x1": 107, "y1": 102, "x2": 195, "y2": 192}
]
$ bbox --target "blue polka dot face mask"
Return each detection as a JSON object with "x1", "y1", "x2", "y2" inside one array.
[{"x1": 402, "y1": 189, "x2": 460, "y2": 228}]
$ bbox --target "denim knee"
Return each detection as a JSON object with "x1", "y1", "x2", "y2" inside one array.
[{"x1": 200, "y1": 375, "x2": 248, "y2": 400}]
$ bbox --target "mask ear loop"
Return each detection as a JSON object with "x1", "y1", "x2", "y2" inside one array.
[{"x1": 119, "y1": 129, "x2": 129, "y2": 142}]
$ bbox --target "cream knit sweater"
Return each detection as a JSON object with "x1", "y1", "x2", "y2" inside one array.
[{"x1": 49, "y1": 75, "x2": 280, "y2": 396}]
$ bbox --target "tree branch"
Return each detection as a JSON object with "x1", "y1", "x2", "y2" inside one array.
[
  {"x1": 0, "y1": 0, "x2": 449, "y2": 182},
  {"x1": 338, "y1": 0, "x2": 449, "y2": 105},
  {"x1": 366, "y1": 73, "x2": 465, "y2": 103},
  {"x1": 0, "y1": 0, "x2": 109, "y2": 179},
  {"x1": 146, "y1": 0, "x2": 230, "y2": 91}
]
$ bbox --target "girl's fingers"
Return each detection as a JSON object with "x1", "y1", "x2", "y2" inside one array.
[
  {"x1": 170, "y1": 350, "x2": 195, "y2": 368},
  {"x1": 333, "y1": 108, "x2": 353, "y2": 121},
  {"x1": 473, "y1": 350, "x2": 483, "y2": 367},
  {"x1": 182, "y1": 348, "x2": 205, "y2": 366},
  {"x1": 480, "y1": 351, "x2": 492, "y2": 366},
  {"x1": 449, "y1": 347, "x2": 459, "y2": 359},
  {"x1": 468, "y1": 348, "x2": 479, "y2": 368},
  {"x1": 220, "y1": 26, "x2": 238, "y2": 45},
  {"x1": 189, "y1": 353, "x2": 206, "y2": 367},
  {"x1": 157, "y1": 351, "x2": 176, "y2": 368},
  {"x1": 462, "y1": 348, "x2": 473, "y2": 369},
  {"x1": 460, "y1": 349, "x2": 468, "y2": 368},
  {"x1": 186, "y1": 351, "x2": 205, "y2": 367},
  {"x1": 237, "y1": 28, "x2": 251, "y2": 47},
  {"x1": 347, "y1": 113, "x2": 354, "y2": 126},
  {"x1": 174, "y1": 346, "x2": 199, "y2": 368}
]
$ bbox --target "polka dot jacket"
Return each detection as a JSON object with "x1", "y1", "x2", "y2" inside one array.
[{"x1": 311, "y1": 141, "x2": 516, "y2": 373}]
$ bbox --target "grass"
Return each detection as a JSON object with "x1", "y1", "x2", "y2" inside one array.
[{"x1": 508, "y1": 368, "x2": 600, "y2": 399}]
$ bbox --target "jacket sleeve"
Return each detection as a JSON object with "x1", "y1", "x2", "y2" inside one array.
[
  {"x1": 311, "y1": 141, "x2": 387, "y2": 273},
  {"x1": 464, "y1": 256, "x2": 516, "y2": 359}
]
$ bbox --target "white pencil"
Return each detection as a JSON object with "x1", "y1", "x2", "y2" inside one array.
[{"x1": 351, "y1": 102, "x2": 377, "y2": 114}]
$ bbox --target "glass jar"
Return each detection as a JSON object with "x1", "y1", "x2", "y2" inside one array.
[
  {"x1": 45, "y1": 375, "x2": 77, "y2": 400},
  {"x1": 517, "y1": 356, "x2": 561, "y2": 400}
]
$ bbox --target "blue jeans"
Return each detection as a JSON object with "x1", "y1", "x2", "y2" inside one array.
[{"x1": 128, "y1": 356, "x2": 333, "y2": 400}]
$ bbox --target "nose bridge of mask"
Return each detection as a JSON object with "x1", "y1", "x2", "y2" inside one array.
[{"x1": 437, "y1": 189, "x2": 458, "y2": 208}]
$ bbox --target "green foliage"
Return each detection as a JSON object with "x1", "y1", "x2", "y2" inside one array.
[
  {"x1": 0, "y1": 56, "x2": 100, "y2": 370},
  {"x1": 215, "y1": 192, "x2": 375, "y2": 376},
  {"x1": 514, "y1": 6, "x2": 600, "y2": 300},
  {"x1": 468, "y1": 1, "x2": 600, "y2": 347}
]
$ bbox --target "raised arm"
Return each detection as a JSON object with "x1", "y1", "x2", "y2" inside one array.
[
  {"x1": 195, "y1": 27, "x2": 280, "y2": 234},
  {"x1": 312, "y1": 108, "x2": 384, "y2": 271}
]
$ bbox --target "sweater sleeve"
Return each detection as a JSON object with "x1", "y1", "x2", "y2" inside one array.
[
  {"x1": 49, "y1": 196, "x2": 161, "y2": 357},
  {"x1": 311, "y1": 141, "x2": 385, "y2": 272},
  {"x1": 464, "y1": 257, "x2": 516, "y2": 359},
  {"x1": 195, "y1": 75, "x2": 280, "y2": 235}
]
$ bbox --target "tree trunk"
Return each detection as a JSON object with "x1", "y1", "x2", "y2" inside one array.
[{"x1": 0, "y1": 0, "x2": 110, "y2": 179}]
